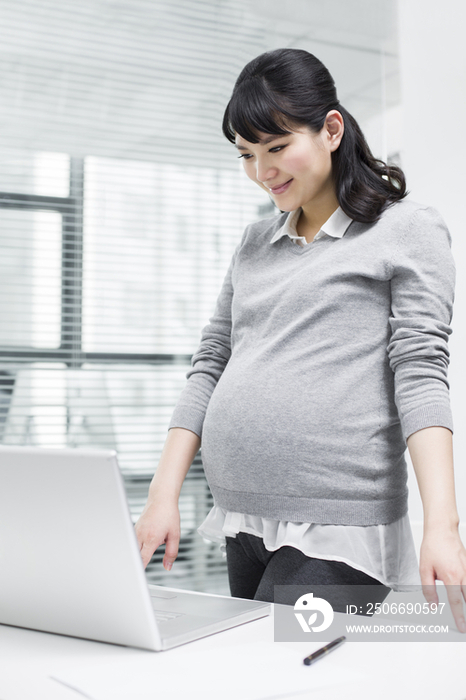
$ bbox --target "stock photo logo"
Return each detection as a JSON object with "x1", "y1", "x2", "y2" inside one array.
[
  {"x1": 274, "y1": 585, "x2": 464, "y2": 642},
  {"x1": 293, "y1": 593, "x2": 334, "y2": 633}
]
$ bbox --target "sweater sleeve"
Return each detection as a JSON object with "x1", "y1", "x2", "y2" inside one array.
[
  {"x1": 168, "y1": 244, "x2": 238, "y2": 437},
  {"x1": 387, "y1": 206, "x2": 456, "y2": 441}
]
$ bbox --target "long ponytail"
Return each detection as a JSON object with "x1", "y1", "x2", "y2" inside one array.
[{"x1": 332, "y1": 105, "x2": 406, "y2": 222}]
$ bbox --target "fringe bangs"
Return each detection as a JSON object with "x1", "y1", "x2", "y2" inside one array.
[{"x1": 222, "y1": 79, "x2": 292, "y2": 144}]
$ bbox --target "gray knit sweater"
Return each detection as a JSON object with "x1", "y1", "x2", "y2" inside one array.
[{"x1": 169, "y1": 200, "x2": 455, "y2": 526}]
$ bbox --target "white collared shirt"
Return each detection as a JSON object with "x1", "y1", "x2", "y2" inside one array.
[{"x1": 269, "y1": 206, "x2": 353, "y2": 246}]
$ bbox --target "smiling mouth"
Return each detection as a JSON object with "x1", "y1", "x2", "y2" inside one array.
[{"x1": 269, "y1": 179, "x2": 293, "y2": 195}]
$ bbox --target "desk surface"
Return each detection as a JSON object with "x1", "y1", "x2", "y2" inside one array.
[{"x1": 1, "y1": 607, "x2": 465, "y2": 700}]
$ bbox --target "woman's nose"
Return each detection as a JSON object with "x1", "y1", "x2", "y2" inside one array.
[{"x1": 256, "y1": 158, "x2": 278, "y2": 184}]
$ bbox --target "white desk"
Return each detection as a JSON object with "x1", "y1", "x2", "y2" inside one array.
[{"x1": 1, "y1": 608, "x2": 465, "y2": 700}]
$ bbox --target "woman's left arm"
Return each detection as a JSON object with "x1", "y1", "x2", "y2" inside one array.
[{"x1": 407, "y1": 425, "x2": 466, "y2": 632}]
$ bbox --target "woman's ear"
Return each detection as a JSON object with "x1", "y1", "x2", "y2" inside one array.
[{"x1": 325, "y1": 110, "x2": 344, "y2": 151}]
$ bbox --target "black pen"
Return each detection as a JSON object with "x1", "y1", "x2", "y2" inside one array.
[{"x1": 303, "y1": 635, "x2": 346, "y2": 666}]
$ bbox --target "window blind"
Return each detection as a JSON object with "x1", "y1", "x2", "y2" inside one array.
[
  {"x1": 0, "y1": 0, "x2": 275, "y2": 595},
  {"x1": 0, "y1": 0, "x2": 398, "y2": 593}
]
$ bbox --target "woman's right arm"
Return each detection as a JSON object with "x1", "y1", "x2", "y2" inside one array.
[
  {"x1": 135, "y1": 235, "x2": 246, "y2": 570},
  {"x1": 135, "y1": 427, "x2": 201, "y2": 570}
]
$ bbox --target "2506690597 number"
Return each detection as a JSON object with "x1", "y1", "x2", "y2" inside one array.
[{"x1": 346, "y1": 602, "x2": 447, "y2": 616}]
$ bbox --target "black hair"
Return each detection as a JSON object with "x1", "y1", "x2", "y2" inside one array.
[{"x1": 222, "y1": 48, "x2": 407, "y2": 223}]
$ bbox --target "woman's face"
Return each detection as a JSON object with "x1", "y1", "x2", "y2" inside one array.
[{"x1": 235, "y1": 122, "x2": 340, "y2": 214}]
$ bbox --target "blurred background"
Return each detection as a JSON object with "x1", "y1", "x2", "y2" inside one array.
[{"x1": 0, "y1": 0, "x2": 464, "y2": 595}]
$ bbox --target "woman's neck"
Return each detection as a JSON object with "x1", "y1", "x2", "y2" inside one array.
[{"x1": 297, "y1": 197, "x2": 340, "y2": 243}]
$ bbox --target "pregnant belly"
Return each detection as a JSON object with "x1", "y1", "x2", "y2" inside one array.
[
  {"x1": 199, "y1": 356, "x2": 402, "y2": 501},
  {"x1": 200, "y1": 364, "x2": 340, "y2": 498}
]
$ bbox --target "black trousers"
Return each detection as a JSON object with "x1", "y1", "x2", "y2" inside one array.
[{"x1": 225, "y1": 532, "x2": 391, "y2": 612}]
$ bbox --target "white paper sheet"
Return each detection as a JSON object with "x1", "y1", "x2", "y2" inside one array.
[
  {"x1": 51, "y1": 642, "x2": 366, "y2": 700},
  {"x1": 0, "y1": 671, "x2": 83, "y2": 700}
]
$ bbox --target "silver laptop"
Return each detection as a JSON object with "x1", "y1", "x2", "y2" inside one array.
[{"x1": 0, "y1": 446, "x2": 270, "y2": 651}]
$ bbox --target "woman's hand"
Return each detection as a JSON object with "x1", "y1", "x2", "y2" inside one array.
[
  {"x1": 419, "y1": 526, "x2": 466, "y2": 633},
  {"x1": 135, "y1": 496, "x2": 181, "y2": 571},
  {"x1": 134, "y1": 427, "x2": 201, "y2": 571},
  {"x1": 407, "y1": 426, "x2": 466, "y2": 632}
]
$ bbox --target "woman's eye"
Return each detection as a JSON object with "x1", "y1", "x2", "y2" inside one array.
[
  {"x1": 269, "y1": 145, "x2": 285, "y2": 153},
  {"x1": 237, "y1": 153, "x2": 253, "y2": 159}
]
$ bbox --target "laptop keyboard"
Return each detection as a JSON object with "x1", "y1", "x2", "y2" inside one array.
[{"x1": 152, "y1": 607, "x2": 185, "y2": 622}]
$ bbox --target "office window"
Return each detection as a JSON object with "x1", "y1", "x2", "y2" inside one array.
[{"x1": 0, "y1": 0, "x2": 399, "y2": 593}]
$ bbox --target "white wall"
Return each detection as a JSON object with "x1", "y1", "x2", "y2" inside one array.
[{"x1": 398, "y1": 0, "x2": 466, "y2": 541}]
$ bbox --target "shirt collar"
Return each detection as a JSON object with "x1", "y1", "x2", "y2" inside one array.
[{"x1": 270, "y1": 207, "x2": 353, "y2": 245}]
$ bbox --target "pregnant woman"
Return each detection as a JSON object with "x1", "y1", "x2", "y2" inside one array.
[{"x1": 136, "y1": 48, "x2": 466, "y2": 629}]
